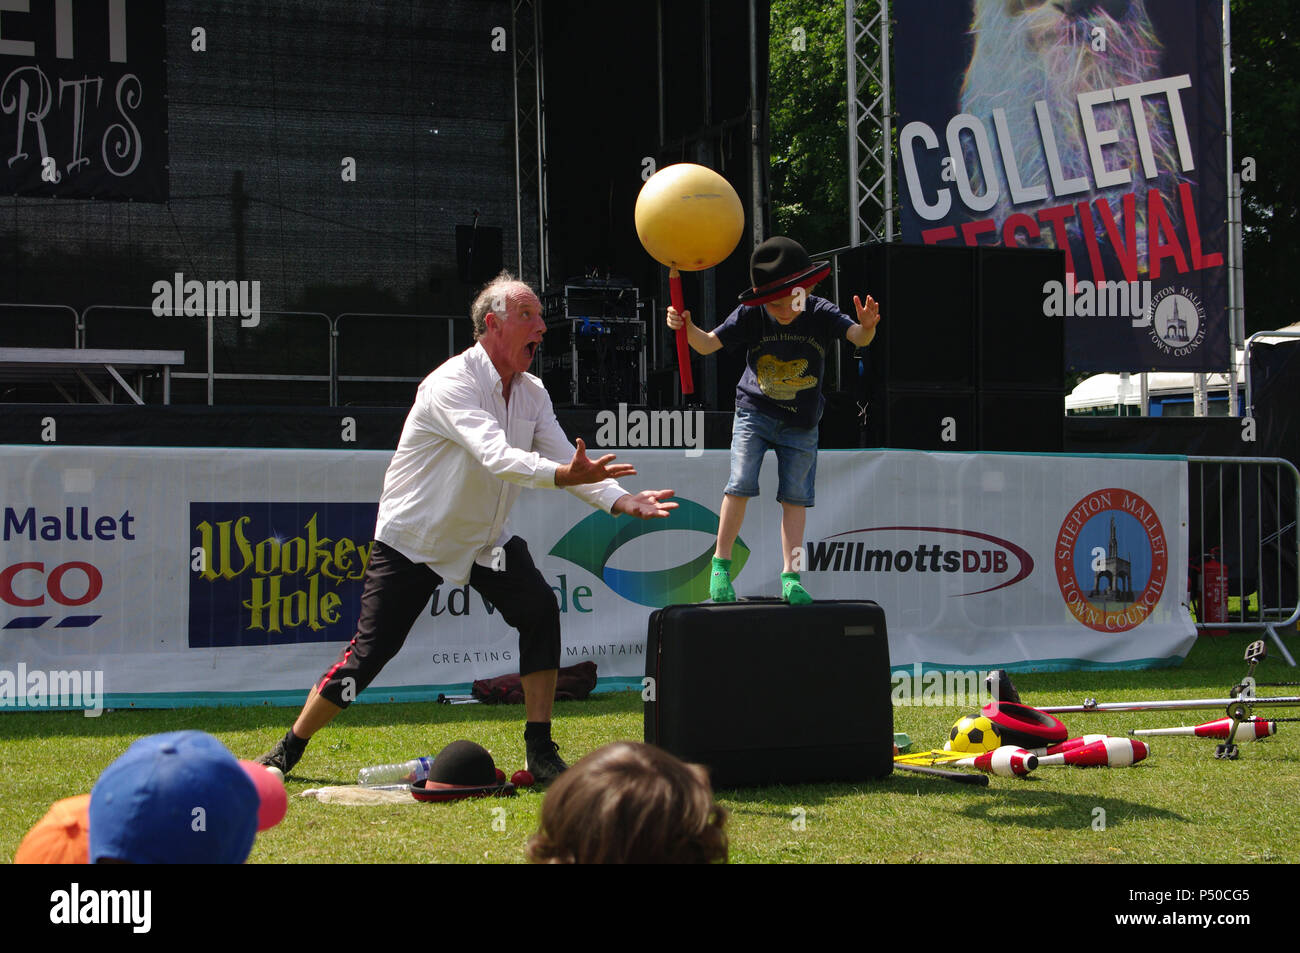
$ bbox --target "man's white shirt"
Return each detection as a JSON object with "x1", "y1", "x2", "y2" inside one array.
[{"x1": 375, "y1": 342, "x2": 628, "y2": 584}]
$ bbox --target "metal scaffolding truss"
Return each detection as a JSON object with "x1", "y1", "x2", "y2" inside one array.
[
  {"x1": 845, "y1": 0, "x2": 892, "y2": 244},
  {"x1": 512, "y1": 0, "x2": 550, "y2": 290}
]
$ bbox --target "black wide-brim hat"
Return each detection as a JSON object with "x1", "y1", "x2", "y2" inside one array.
[
  {"x1": 737, "y1": 236, "x2": 831, "y2": 306},
  {"x1": 409, "y1": 740, "x2": 516, "y2": 802}
]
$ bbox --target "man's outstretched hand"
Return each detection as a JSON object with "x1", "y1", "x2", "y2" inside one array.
[
  {"x1": 555, "y1": 437, "x2": 638, "y2": 487},
  {"x1": 612, "y1": 489, "x2": 678, "y2": 520}
]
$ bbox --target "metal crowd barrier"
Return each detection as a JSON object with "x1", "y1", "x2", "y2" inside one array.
[
  {"x1": 1188, "y1": 456, "x2": 1299, "y2": 665},
  {"x1": 1244, "y1": 329, "x2": 1300, "y2": 417}
]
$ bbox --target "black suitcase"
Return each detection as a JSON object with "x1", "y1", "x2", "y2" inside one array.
[{"x1": 644, "y1": 599, "x2": 894, "y2": 786}]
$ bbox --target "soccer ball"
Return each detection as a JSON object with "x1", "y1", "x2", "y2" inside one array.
[{"x1": 947, "y1": 715, "x2": 1002, "y2": 753}]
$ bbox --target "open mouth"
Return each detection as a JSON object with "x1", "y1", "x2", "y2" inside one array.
[{"x1": 525, "y1": 342, "x2": 539, "y2": 360}]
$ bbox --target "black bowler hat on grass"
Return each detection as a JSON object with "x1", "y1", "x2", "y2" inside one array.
[
  {"x1": 737, "y1": 236, "x2": 831, "y2": 306},
  {"x1": 409, "y1": 740, "x2": 516, "y2": 802}
]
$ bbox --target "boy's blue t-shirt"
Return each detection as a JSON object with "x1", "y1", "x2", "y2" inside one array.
[{"x1": 713, "y1": 295, "x2": 855, "y2": 429}]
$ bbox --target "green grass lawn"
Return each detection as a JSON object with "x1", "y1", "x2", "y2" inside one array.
[{"x1": 3, "y1": 635, "x2": 1297, "y2": 864}]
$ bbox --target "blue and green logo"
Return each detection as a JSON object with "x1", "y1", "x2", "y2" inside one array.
[{"x1": 549, "y1": 498, "x2": 748, "y2": 607}]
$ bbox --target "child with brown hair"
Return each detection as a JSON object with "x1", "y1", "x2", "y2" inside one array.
[{"x1": 526, "y1": 741, "x2": 728, "y2": 864}]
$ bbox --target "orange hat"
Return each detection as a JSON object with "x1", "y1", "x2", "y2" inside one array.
[{"x1": 14, "y1": 793, "x2": 91, "y2": 864}]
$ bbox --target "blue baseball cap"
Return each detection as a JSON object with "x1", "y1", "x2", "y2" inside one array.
[{"x1": 89, "y1": 731, "x2": 259, "y2": 864}]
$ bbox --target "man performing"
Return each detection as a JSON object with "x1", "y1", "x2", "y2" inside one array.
[{"x1": 255, "y1": 272, "x2": 677, "y2": 783}]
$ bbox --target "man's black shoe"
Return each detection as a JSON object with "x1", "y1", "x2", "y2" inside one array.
[
  {"x1": 525, "y1": 740, "x2": 569, "y2": 785},
  {"x1": 255, "y1": 736, "x2": 303, "y2": 776}
]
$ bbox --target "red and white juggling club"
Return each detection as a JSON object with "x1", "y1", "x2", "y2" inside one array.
[
  {"x1": 1028, "y1": 734, "x2": 1109, "y2": 756},
  {"x1": 1130, "y1": 718, "x2": 1277, "y2": 741},
  {"x1": 952, "y1": 745, "x2": 1038, "y2": 777},
  {"x1": 1036, "y1": 737, "x2": 1149, "y2": 767}
]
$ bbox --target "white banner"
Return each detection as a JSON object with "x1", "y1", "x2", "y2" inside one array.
[{"x1": 0, "y1": 446, "x2": 1193, "y2": 708}]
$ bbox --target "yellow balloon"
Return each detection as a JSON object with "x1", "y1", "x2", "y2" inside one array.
[{"x1": 634, "y1": 163, "x2": 745, "y2": 271}]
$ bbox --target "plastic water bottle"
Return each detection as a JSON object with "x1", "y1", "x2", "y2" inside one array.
[{"x1": 357, "y1": 755, "x2": 433, "y2": 786}]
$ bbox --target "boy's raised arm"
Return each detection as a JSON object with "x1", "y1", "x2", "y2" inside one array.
[{"x1": 845, "y1": 293, "x2": 882, "y2": 348}]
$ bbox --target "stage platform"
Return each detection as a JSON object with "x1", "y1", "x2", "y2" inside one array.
[{"x1": 0, "y1": 404, "x2": 1256, "y2": 458}]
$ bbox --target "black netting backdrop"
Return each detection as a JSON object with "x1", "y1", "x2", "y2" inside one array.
[{"x1": 1, "y1": 0, "x2": 518, "y2": 382}]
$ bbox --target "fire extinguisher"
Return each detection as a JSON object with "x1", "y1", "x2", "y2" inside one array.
[{"x1": 1199, "y1": 546, "x2": 1229, "y2": 636}]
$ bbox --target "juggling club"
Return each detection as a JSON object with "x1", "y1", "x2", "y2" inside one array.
[
  {"x1": 1130, "y1": 718, "x2": 1277, "y2": 741},
  {"x1": 1028, "y1": 734, "x2": 1109, "y2": 756},
  {"x1": 952, "y1": 745, "x2": 1038, "y2": 777},
  {"x1": 1036, "y1": 737, "x2": 1149, "y2": 767}
]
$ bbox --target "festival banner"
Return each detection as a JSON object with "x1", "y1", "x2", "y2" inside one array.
[
  {"x1": 0, "y1": 446, "x2": 1194, "y2": 710},
  {"x1": 0, "y1": 0, "x2": 166, "y2": 201},
  {"x1": 894, "y1": 0, "x2": 1228, "y2": 371}
]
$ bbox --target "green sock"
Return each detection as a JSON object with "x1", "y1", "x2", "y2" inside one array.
[
  {"x1": 710, "y1": 556, "x2": 736, "y2": 602},
  {"x1": 781, "y1": 571, "x2": 812, "y2": 605}
]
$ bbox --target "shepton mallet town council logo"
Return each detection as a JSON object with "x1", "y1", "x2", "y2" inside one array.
[
  {"x1": 1054, "y1": 488, "x2": 1169, "y2": 633},
  {"x1": 1148, "y1": 286, "x2": 1207, "y2": 359}
]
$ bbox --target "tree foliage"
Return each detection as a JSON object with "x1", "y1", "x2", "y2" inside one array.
[
  {"x1": 768, "y1": 0, "x2": 854, "y2": 255},
  {"x1": 1229, "y1": 0, "x2": 1300, "y2": 334}
]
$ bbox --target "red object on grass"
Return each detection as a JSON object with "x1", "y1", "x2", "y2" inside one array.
[{"x1": 981, "y1": 700, "x2": 1069, "y2": 748}]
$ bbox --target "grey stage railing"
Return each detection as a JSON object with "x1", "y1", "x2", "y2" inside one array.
[
  {"x1": 1189, "y1": 456, "x2": 1299, "y2": 665},
  {"x1": 3, "y1": 305, "x2": 469, "y2": 406},
  {"x1": 0, "y1": 303, "x2": 79, "y2": 348},
  {"x1": 334, "y1": 313, "x2": 467, "y2": 407},
  {"x1": 82, "y1": 305, "x2": 332, "y2": 405}
]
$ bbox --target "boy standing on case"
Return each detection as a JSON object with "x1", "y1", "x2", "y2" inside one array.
[{"x1": 667, "y1": 236, "x2": 881, "y2": 604}]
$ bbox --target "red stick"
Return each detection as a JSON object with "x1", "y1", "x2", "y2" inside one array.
[{"x1": 669, "y1": 267, "x2": 694, "y2": 396}]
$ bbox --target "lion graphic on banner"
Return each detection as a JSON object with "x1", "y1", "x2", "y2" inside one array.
[{"x1": 959, "y1": 0, "x2": 1185, "y2": 259}]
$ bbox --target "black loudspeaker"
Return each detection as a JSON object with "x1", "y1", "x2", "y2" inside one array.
[
  {"x1": 979, "y1": 389, "x2": 1065, "y2": 452},
  {"x1": 819, "y1": 390, "x2": 865, "y2": 449},
  {"x1": 977, "y1": 247, "x2": 1067, "y2": 391},
  {"x1": 836, "y1": 243, "x2": 1066, "y2": 450},
  {"x1": 877, "y1": 387, "x2": 978, "y2": 451},
  {"x1": 456, "y1": 224, "x2": 503, "y2": 285},
  {"x1": 975, "y1": 246, "x2": 1065, "y2": 452},
  {"x1": 849, "y1": 243, "x2": 978, "y2": 387}
]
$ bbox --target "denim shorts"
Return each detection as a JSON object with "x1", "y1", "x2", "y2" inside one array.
[{"x1": 724, "y1": 406, "x2": 818, "y2": 506}]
